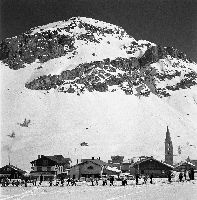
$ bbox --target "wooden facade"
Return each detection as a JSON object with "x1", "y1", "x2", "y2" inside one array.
[
  {"x1": 174, "y1": 161, "x2": 196, "y2": 171},
  {"x1": 70, "y1": 159, "x2": 120, "y2": 179},
  {"x1": 70, "y1": 159, "x2": 105, "y2": 179},
  {"x1": 132, "y1": 157, "x2": 173, "y2": 178},
  {"x1": 30, "y1": 155, "x2": 71, "y2": 180},
  {"x1": 0, "y1": 165, "x2": 26, "y2": 181}
]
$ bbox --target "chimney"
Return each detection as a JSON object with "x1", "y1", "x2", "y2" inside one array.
[
  {"x1": 77, "y1": 159, "x2": 78, "y2": 164},
  {"x1": 98, "y1": 157, "x2": 100, "y2": 160},
  {"x1": 92, "y1": 157, "x2": 94, "y2": 160},
  {"x1": 38, "y1": 155, "x2": 41, "y2": 159}
]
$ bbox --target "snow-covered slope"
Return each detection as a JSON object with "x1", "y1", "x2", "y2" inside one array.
[{"x1": 0, "y1": 17, "x2": 197, "y2": 170}]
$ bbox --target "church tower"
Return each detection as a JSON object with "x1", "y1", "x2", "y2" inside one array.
[{"x1": 165, "y1": 126, "x2": 173, "y2": 165}]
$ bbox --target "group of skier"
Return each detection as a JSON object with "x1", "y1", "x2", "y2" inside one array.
[
  {"x1": 135, "y1": 173, "x2": 153, "y2": 185},
  {"x1": 1, "y1": 169, "x2": 195, "y2": 187},
  {"x1": 167, "y1": 168, "x2": 195, "y2": 183},
  {"x1": 177, "y1": 169, "x2": 195, "y2": 182},
  {"x1": 1, "y1": 178, "x2": 28, "y2": 187}
]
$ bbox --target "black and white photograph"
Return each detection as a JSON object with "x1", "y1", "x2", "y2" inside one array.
[{"x1": 0, "y1": 0, "x2": 197, "y2": 199}]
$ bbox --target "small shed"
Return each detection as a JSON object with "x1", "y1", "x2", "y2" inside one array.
[
  {"x1": 132, "y1": 157, "x2": 174, "y2": 178},
  {"x1": 174, "y1": 161, "x2": 196, "y2": 172}
]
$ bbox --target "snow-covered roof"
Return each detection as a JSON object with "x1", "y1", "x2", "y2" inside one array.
[
  {"x1": 106, "y1": 166, "x2": 121, "y2": 173},
  {"x1": 175, "y1": 161, "x2": 195, "y2": 168},
  {"x1": 120, "y1": 172, "x2": 130, "y2": 176},
  {"x1": 71, "y1": 159, "x2": 108, "y2": 168},
  {"x1": 0, "y1": 165, "x2": 26, "y2": 174},
  {"x1": 30, "y1": 155, "x2": 71, "y2": 164},
  {"x1": 133, "y1": 157, "x2": 174, "y2": 169},
  {"x1": 163, "y1": 162, "x2": 174, "y2": 168}
]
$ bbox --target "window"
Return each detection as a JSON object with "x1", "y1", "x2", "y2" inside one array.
[
  {"x1": 47, "y1": 167, "x2": 51, "y2": 171},
  {"x1": 6, "y1": 168, "x2": 11, "y2": 171},
  {"x1": 37, "y1": 167, "x2": 42, "y2": 171},
  {"x1": 58, "y1": 166, "x2": 63, "y2": 172},
  {"x1": 43, "y1": 160, "x2": 48, "y2": 166},
  {"x1": 87, "y1": 166, "x2": 94, "y2": 170}
]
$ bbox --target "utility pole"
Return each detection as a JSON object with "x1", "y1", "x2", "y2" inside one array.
[{"x1": 8, "y1": 154, "x2": 10, "y2": 165}]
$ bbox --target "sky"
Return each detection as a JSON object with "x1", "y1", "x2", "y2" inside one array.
[{"x1": 1, "y1": 0, "x2": 197, "y2": 61}]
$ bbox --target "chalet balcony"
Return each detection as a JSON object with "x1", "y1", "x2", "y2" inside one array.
[{"x1": 30, "y1": 166, "x2": 57, "y2": 172}]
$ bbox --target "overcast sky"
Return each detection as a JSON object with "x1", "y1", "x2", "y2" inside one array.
[{"x1": 1, "y1": 0, "x2": 197, "y2": 61}]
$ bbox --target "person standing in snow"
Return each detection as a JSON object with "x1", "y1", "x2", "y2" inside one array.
[
  {"x1": 24, "y1": 179, "x2": 28, "y2": 187},
  {"x1": 33, "y1": 178, "x2": 37, "y2": 186},
  {"x1": 95, "y1": 178, "x2": 99, "y2": 186},
  {"x1": 190, "y1": 168, "x2": 194, "y2": 180},
  {"x1": 168, "y1": 171, "x2": 172, "y2": 183},
  {"x1": 67, "y1": 178, "x2": 71, "y2": 186},
  {"x1": 135, "y1": 173, "x2": 139, "y2": 185},
  {"x1": 184, "y1": 170, "x2": 187, "y2": 181},
  {"x1": 71, "y1": 179, "x2": 76, "y2": 186},
  {"x1": 60, "y1": 176, "x2": 64, "y2": 186},
  {"x1": 143, "y1": 174, "x2": 148, "y2": 184},
  {"x1": 150, "y1": 173, "x2": 153, "y2": 184},
  {"x1": 49, "y1": 177, "x2": 53, "y2": 187},
  {"x1": 15, "y1": 179, "x2": 20, "y2": 187},
  {"x1": 188, "y1": 170, "x2": 191, "y2": 180},
  {"x1": 102, "y1": 177, "x2": 107, "y2": 186},
  {"x1": 179, "y1": 172, "x2": 183, "y2": 182},
  {"x1": 90, "y1": 177, "x2": 94, "y2": 186},
  {"x1": 110, "y1": 176, "x2": 114, "y2": 186},
  {"x1": 39, "y1": 174, "x2": 43, "y2": 186}
]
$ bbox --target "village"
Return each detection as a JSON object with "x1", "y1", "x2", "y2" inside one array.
[{"x1": 0, "y1": 126, "x2": 196, "y2": 188}]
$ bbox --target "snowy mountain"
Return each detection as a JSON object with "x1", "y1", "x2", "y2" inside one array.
[{"x1": 0, "y1": 17, "x2": 197, "y2": 170}]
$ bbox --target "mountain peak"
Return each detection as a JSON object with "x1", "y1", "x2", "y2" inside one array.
[
  {"x1": 28, "y1": 16, "x2": 127, "y2": 37},
  {"x1": 1, "y1": 17, "x2": 197, "y2": 169}
]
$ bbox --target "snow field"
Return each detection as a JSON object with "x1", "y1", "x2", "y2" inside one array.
[
  {"x1": 1, "y1": 68, "x2": 197, "y2": 169},
  {"x1": 1, "y1": 180, "x2": 197, "y2": 200}
]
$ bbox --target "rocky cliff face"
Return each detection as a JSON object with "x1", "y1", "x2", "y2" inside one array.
[
  {"x1": 0, "y1": 17, "x2": 128, "y2": 70},
  {"x1": 24, "y1": 45, "x2": 196, "y2": 98},
  {"x1": 1, "y1": 17, "x2": 196, "y2": 99}
]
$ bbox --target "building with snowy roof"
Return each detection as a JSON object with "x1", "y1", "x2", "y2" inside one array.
[
  {"x1": 190, "y1": 160, "x2": 197, "y2": 169},
  {"x1": 70, "y1": 157, "x2": 121, "y2": 179},
  {"x1": 0, "y1": 164, "x2": 26, "y2": 181},
  {"x1": 108, "y1": 155, "x2": 132, "y2": 173},
  {"x1": 174, "y1": 161, "x2": 196, "y2": 171},
  {"x1": 131, "y1": 157, "x2": 174, "y2": 178},
  {"x1": 30, "y1": 155, "x2": 71, "y2": 181}
]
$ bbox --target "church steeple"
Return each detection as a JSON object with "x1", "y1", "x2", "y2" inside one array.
[
  {"x1": 165, "y1": 126, "x2": 173, "y2": 166},
  {"x1": 166, "y1": 126, "x2": 170, "y2": 136}
]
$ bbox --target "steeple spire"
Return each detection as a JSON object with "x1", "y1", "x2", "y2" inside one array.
[
  {"x1": 165, "y1": 126, "x2": 173, "y2": 165},
  {"x1": 166, "y1": 126, "x2": 170, "y2": 139}
]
